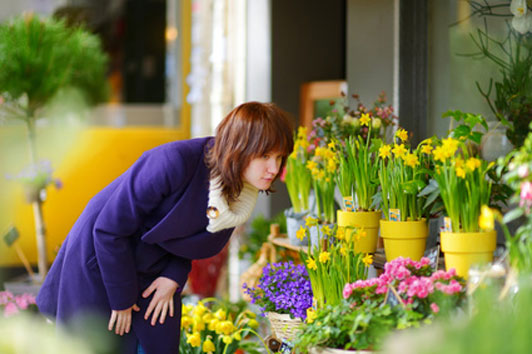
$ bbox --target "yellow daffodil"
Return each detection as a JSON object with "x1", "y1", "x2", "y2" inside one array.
[
  {"x1": 441, "y1": 137, "x2": 459, "y2": 157},
  {"x1": 193, "y1": 316, "x2": 205, "y2": 332},
  {"x1": 181, "y1": 315, "x2": 193, "y2": 329},
  {"x1": 297, "y1": 126, "x2": 307, "y2": 139},
  {"x1": 202, "y1": 338, "x2": 215, "y2": 353},
  {"x1": 379, "y1": 145, "x2": 392, "y2": 159},
  {"x1": 336, "y1": 226, "x2": 345, "y2": 240},
  {"x1": 362, "y1": 254, "x2": 373, "y2": 266},
  {"x1": 208, "y1": 318, "x2": 219, "y2": 331},
  {"x1": 306, "y1": 159, "x2": 318, "y2": 171},
  {"x1": 456, "y1": 167, "x2": 466, "y2": 179},
  {"x1": 296, "y1": 226, "x2": 306, "y2": 241},
  {"x1": 421, "y1": 144, "x2": 433, "y2": 155},
  {"x1": 222, "y1": 335, "x2": 233, "y2": 345},
  {"x1": 455, "y1": 158, "x2": 464, "y2": 169},
  {"x1": 306, "y1": 257, "x2": 317, "y2": 270},
  {"x1": 478, "y1": 205, "x2": 500, "y2": 231},
  {"x1": 396, "y1": 128, "x2": 408, "y2": 142},
  {"x1": 322, "y1": 225, "x2": 332, "y2": 236},
  {"x1": 466, "y1": 157, "x2": 481, "y2": 171},
  {"x1": 328, "y1": 141, "x2": 336, "y2": 150},
  {"x1": 306, "y1": 308, "x2": 318, "y2": 324},
  {"x1": 360, "y1": 113, "x2": 371, "y2": 126},
  {"x1": 305, "y1": 216, "x2": 318, "y2": 227},
  {"x1": 193, "y1": 302, "x2": 207, "y2": 317},
  {"x1": 248, "y1": 319, "x2": 259, "y2": 329},
  {"x1": 183, "y1": 303, "x2": 193, "y2": 314},
  {"x1": 187, "y1": 332, "x2": 201, "y2": 347},
  {"x1": 327, "y1": 158, "x2": 337, "y2": 173},
  {"x1": 202, "y1": 313, "x2": 213, "y2": 323},
  {"x1": 432, "y1": 146, "x2": 447, "y2": 162},
  {"x1": 339, "y1": 246, "x2": 348, "y2": 256},
  {"x1": 392, "y1": 144, "x2": 407, "y2": 159},
  {"x1": 233, "y1": 332, "x2": 242, "y2": 341},
  {"x1": 214, "y1": 309, "x2": 226, "y2": 321},
  {"x1": 405, "y1": 153, "x2": 419, "y2": 167},
  {"x1": 355, "y1": 229, "x2": 367, "y2": 241},
  {"x1": 319, "y1": 251, "x2": 331, "y2": 263}
]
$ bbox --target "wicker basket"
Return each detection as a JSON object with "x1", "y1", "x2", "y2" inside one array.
[{"x1": 266, "y1": 311, "x2": 303, "y2": 342}]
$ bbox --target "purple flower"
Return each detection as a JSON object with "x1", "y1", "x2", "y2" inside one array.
[{"x1": 243, "y1": 261, "x2": 313, "y2": 320}]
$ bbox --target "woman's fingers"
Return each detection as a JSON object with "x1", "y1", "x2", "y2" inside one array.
[
  {"x1": 159, "y1": 301, "x2": 169, "y2": 324},
  {"x1": 169, "y1": 298, "x2": 174, "y2": 318},
  {"x1": 151, "y1": 301, "x2": 163, "y2": 326},
  {"x1": 108, "y1": 310, "x2": 117, "y2": 332},
  {"x1": 144, "y1": 298, "x2": 156, "y2": 320}
]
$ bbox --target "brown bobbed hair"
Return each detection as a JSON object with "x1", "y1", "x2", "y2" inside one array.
[{"x1": 205, "y1": 101, "x2": 294, "y2": 202}]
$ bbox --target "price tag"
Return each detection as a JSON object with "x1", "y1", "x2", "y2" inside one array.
[
  {"x1": 343, "y1": 196, "x2": 354, "y2": 212},
  {"x1": 389, "y1": 209, "x2": 401, "y2": 221},
  {"x1": 443, "y1": 217, "x2": 452, "y2": 232},
  {"x1": 383, "y1": 285, "x2": 405, "y2": 308},
  {"x1": 424, "y1": 245, "x2": 440, "y2": 270}
]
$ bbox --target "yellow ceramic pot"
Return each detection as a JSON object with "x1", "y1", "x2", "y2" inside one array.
[
  {"x1": 337, "y1": 210, "x2": 381, "y2": 253},
  {"x1": 440, "y1": 230, "x2": 496, "y2": 278},
  {"x1": 380, "y1": 219, "x2": 428, "y2": 261}
]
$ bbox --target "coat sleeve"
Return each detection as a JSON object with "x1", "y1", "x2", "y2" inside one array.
[
  {"x1": 93, "y1": 148, "x2": 188, "y2": 310},
  {"x1": 159, "y1": 256, "x2": 192, "y2": 291}
]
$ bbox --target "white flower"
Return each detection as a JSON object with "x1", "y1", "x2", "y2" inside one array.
[
  {"x1": 512, "y1": 12, "x2": 532, "y2": 34},
  {"x1": 511, "y1": 0, "x2": 527, "y2": 17}
]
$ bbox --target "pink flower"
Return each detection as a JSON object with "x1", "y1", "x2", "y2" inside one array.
[
  {"x1": 518, "y1": 165, "x2": 529, "y2": 178},
  {"x1": 430, "y1": 303, "x2": 440, "y2": 313},
  {"x1": 343, "y1": 284, "x2": 353, "y2": 299},
  {"x1": 0, "y1": 291, "x2": 14, "y2": 305},
  {"x1": 4, "y1": 302, "x2": 19, "y2": 317}
]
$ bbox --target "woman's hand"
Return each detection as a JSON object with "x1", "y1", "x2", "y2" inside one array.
[
  {"x1": 142, "y1": 276, "x2": 179, "y2": 326},
  {"x1": 108, "y1": 304, "x2": 140, "y2": 336}
]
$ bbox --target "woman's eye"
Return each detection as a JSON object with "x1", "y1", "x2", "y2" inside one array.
[{"x1": 263, "y1": 154, "x2": 270, "y2": 159}]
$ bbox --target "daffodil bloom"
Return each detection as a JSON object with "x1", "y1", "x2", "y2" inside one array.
[
  {"x1": 202, "y1": 338, "x2": 216, "y2": 353},
  {"x1": 441, "y1": 137, "x2": 459, "y2": 157},
  {"x1": 360, "y1": 113, "x2": 371, "y2": 126},
  {"x1": 193, "y1": 302, "x2": 207, "y2": 317},
  {"x1": 336, "y1": 226, "x2": 345, "y2": 240},
  {"x1": 233, "y1": 332, "x2": 242, "y2": 341},
  {"x1": 305, "y1": 216, "x2": 318, "y2": 227},
  {"x1": 306, "y1": 159, "x2": 318, "y2": 171},
  {"x1": 306, "y1": 257, "x2": 318, "y2": 270},
  {"x1": 362, "y1": 254, "x2": 373, "y2": 266},
  {"x1": 222, "y1": 335, "x2": 233, "y2": 344},
  {"x1": 183, "y1": 303, "x2": 193, "y2": 314},
  {"x1": 379, "y1": 145, "x2": 392, "y2": 159},
  {"x1": 456, "y1": 167, "x2": 466, "y2": 179},
  {"x1": 217, "y1": 320, "x2": 235, "y2": 335},
  {"x1": 193, "y1": 317, "x2": 205, "y2": 332},
  {"x1": 339, "y1": 246, "x2": 348, "y2": 256},
  {"x1": 181, "y1": 315, "x2": 193, "y2": 329},
  {"x1": 202, "y1": 313, "x2": 213, "y2": 323},
  {"x1": 432, "y1": 146, "x2": 447, "y2": 162},
  {"x1": 319, "y1": 251, "x2": 331, "y2": 263},
  {"x1": 327, "y1": 158, "x2": 337, "y2": 173},
  {"x1": 306, "y1": 308, "x2": 317, "y2": 324},
  {"x1": 297, "y1": 126, "x2": 307, "y2": 139},
  {"x1": 392, "y1": 144, "x2": 407, "y2": 159},
  {"x1": 187, "y1": 332, "x2": 201, "y2": 347},
  {"x1": 421, "y1": 144, "x2": 433, "y2": 155},
  {"x1": 214, "y1": 308, "x2": 226, "y2": 321},
  {"x1": 478, "y1": 205, "x2": 499, "y2": 230},
  {"x1": 328, "y1": 141, "x2": 336, "y2": 150},
  {"x1": 322, "y1": 225, "x2": 332, "y2": 236},
  {"x1": 296, "y1": 226, "x2": 306, "y2": 241},
  {"x1": 208, "y1": 318, "x2": 219, "y2": 331},
  {"x1": 405, "y1": 153, "x2": 419, "y2": 167},
  {"x1": 248, "y1": 319, "x2": 259, "y2": 329},
  {"x1": 355, "y1": 229, "x2": 367, "y2": 242},
  {"x1": 466, "y1": 157, "x2": 481, "y2": 171},
  {"x1": 455, "y1": 158, "x2": 464, "y2": 169},
  {"x1": 396, "y1": 128, "x2": 408, "y2": 142}
]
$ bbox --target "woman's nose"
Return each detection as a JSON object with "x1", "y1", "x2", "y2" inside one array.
[{"x1": 268, "y1": 158, "x2": 280, "y2": 174}]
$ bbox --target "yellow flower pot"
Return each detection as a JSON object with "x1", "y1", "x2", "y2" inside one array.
[
  {"x1": 380, "y1": 219, "x2": 428, "y2": 261},
  {"x1": 337, "y1": 210, "x2": 381, "y2": 253},
  {"x1": 440, "y1": 230, "x2": 496, "y2": 279}
]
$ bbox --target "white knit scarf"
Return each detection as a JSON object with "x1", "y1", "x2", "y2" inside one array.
[{"x1": 206, "y1": 177, "x2": 259, "y2": 233}]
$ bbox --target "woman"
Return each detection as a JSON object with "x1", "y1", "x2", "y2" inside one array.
[{"x1": 36, "y1": 101, "x2": 294, "y2": 354}]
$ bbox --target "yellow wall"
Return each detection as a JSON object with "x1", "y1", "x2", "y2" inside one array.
[{"x1": 0, "y1": 126, "x2": 189, "y2": 266}]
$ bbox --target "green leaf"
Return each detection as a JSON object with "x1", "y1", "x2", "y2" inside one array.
[
  {"x1": 470, "y1": 132, "x2": 483, "y2": 145},
  {"x1": 503, "y1": 208, "x2": 524, "y2": 224},
  {"x1": 452, "y1": 125, "x2": 471, "y2": 138}
]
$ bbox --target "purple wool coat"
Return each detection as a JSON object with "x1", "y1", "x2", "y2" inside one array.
[{"x1": 36, "y1": 137, "x2": 234, "y2": 354}]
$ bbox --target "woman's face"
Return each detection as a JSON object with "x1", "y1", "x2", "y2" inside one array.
[{"x1": 242, "y1": 151, "x2": 283, "y2": 190}]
